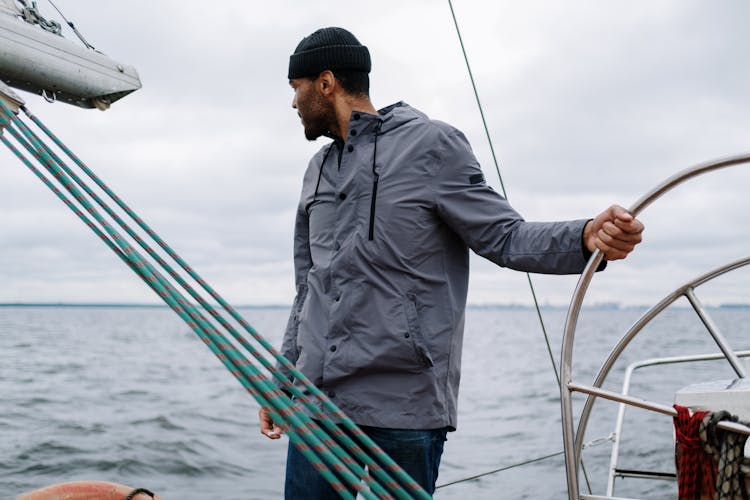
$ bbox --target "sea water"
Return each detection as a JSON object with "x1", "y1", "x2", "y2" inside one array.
[{"x1": 1, "y1": 305, "x2": 748, "y2": 499}]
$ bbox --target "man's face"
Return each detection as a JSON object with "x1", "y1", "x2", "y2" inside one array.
[{"x1": 290, "y1": 76, "x2": 333, "y2": 141}]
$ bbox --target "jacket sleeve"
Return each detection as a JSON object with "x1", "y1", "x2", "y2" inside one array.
[
  {"x1": 276, "y1": 203, "x2": 311, "y2": 391},
  {"x1": 432, "y1": 129, "x2": 591, "y2": 275}
]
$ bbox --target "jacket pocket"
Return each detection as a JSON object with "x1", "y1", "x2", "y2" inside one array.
[{"x1": 402, "y1": 293, "x2": 434, "y2": 369}]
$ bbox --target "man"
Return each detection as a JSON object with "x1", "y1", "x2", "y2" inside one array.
[{"x1": 259, "y1": 27, "x2": 644, "y2": 498}]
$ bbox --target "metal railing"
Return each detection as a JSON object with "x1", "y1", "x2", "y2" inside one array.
[
  {"x1": 559, "y1": 153, "x2": 750, "y2": 500},
  {"x1": 605, "y1": 350, "x2": 750, "y2": 496}
]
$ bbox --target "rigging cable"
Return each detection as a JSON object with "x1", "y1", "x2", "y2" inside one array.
[
  {"x1": 45, "y1": 0, "x2": 95, "y2": 49},
  {"x1": 435, "y1": 433, "x2": 614, "y2": 489},
  {"x1": 436, "y1": 450, "x2": 565, "y2": 489},
  {"x1": 446, "y1": 0, "x2": 559, "y2": 388},
  {"x1": 446, "y1": 1, "x2": 594, "y2": 493}
]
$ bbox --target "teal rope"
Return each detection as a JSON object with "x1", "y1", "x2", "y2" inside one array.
[
  {"x1": 2, "y1": 100, "x2": 430, "y2": 499},
  {"x1": 0, "y1": 113, "x2": 363, "y2": 497},
  {"x1": 17, "y1": 114, "x2": 383, "y2": 493},
  {"x1": 23, "y1": 108, "x2": 427, "y2": 499},
  {"x1": 3, "y1": 110, "x2": 381, "y2": 499}
]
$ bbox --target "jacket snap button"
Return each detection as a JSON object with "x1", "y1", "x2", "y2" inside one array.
[
  {"x1": 330, "y1": 345, "x2": 337, "y2": 352},
  {"x1": 339, "y1": 193, "x2": 347, "y2": 200},
  {"x1": 347, "y1": 145, "x2": 354, "y2": 152},
  {"x1": 328, "y1": 390, "x2": 335, "y2": 398},
  {"x1": 350, "y1": 129, "x2": 357, "y2": 136},
  {"x1": 405, "y1": 333, "x2": 410, "y2": 338}
]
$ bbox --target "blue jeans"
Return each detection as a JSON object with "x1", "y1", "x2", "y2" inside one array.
[{"x1": 284, "y1": 424, "x2": 448, "y2": 499}]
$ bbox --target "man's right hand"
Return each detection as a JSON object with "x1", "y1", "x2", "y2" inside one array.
[
  {"x1": 259, "y1": 407, "x2": 283, "y2": 439},
  {"x1": 583, "y1": 204, "x2": 644, "y2": 261}
]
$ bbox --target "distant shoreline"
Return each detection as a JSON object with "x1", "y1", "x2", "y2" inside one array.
[{"x1": 1, "y1": 302, "x2": 747, "y2": 310}]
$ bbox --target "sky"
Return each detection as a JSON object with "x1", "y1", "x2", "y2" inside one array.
[{"x1": 0, "y1": 0, "x2": 749, "y2": 307}]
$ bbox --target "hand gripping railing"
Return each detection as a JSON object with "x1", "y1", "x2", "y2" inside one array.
[{"x1": 559, "y1": 153, "x2": 750, "y2": 500}]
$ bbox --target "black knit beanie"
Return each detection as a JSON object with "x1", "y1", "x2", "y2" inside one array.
[{"x1": 288, "y1": 27, "x2": 371, "y2": 79}]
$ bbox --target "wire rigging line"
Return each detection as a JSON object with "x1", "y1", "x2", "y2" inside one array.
[
  {"x1": 446, "y1": 0, "x2": 560, "y2": 387},
  {"x1": 447, "y1": 1, "x2": 506, "y2": 199},
  {"x1": 447, "y1": 3, "x2": 595, "y2": 493},
  {"x1": 45, "y1": 0, "x2": 95, "y2": 49},
  {"x1": 435, "y1": 432, "x2": 613, "y2": 489},
  {"x1": 436, "y1": 450, "x2": 565, "y2": 489}
]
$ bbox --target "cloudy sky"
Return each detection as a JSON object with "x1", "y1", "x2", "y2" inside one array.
[{"x1": 1, "y1": 0, "x2": 748, "y2": 307}]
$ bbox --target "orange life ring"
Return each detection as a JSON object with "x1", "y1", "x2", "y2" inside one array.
[{"x1": 17, "y1": 481, "x2": 164, "y2": 500}]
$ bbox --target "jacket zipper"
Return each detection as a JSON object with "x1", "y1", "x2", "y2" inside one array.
[
  {"x1": 368, "y1": 122, "x2": 382, "y2": 241},
  {"x1": 368, "y1": 173, "x2": 379, "y2": 240}
]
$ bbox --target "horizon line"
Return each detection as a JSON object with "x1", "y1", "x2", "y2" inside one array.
[{"x1": 0, "y1": 302, "x2": 747, "y2": 310}]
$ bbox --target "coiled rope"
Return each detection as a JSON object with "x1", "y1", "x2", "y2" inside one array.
[
  {"x1": 674, "y1": 404, "x2": 714, "y2": 499},
  {"x1": 700, "y1": 410, "x2": 750, "y2": 500},
  {"x1": 674, "y1": 404, "x2": 750, "y2": 500},
  {"x1": 0, "y1": 99, "x2": 431, "y2": 500}
]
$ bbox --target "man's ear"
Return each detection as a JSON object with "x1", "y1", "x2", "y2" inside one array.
[{"x1": 317, "y1": 70, "x2": 336, "y2": 96}]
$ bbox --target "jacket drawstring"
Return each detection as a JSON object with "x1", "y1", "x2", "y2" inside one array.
[
  {"x1": 306, "y1": 119, "x2": 383, "y2": 239},
  {"x1": 306, "y1": 143, "x2": 334, "y2": 215}
]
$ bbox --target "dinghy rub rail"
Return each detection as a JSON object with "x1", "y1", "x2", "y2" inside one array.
[{"x1": 17, "y1": 480, "x2": 161, "y2": 499}]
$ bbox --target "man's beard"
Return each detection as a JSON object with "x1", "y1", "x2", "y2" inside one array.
[
  {"x1": 301, "y1": 95, "x2": 336, "y2": 141},
  {"x1": 304, "y1": 118, "x2": 328, "y2": 141}
]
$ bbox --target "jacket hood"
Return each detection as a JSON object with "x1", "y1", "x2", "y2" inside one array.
[{"x1": 377, "y1": 101, "x2": 426, "y2": 135}]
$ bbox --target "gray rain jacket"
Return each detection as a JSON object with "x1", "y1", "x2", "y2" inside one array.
[{"x1": 281, "y1": 102, "x2": 591, "y2": 430}]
